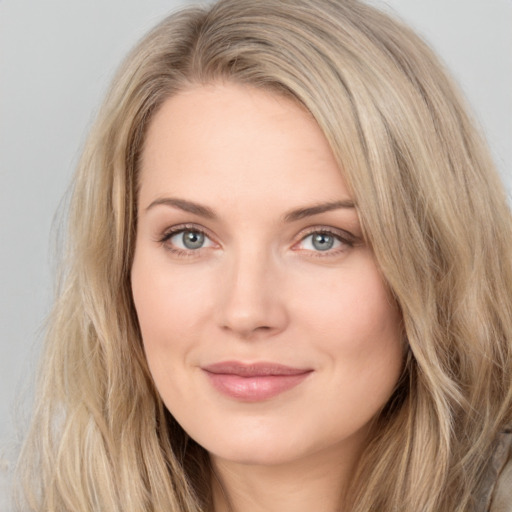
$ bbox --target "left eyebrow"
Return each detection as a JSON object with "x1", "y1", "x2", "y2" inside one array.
[{"x1": 283, "y1": 200, "x2": 356, "y2": 222}]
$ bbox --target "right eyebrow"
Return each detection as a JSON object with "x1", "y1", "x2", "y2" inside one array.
[{"x1": 145, "y1": 197, "x2": 217, "y2": 219}]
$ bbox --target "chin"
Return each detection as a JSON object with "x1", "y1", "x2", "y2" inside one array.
[
  {"x1": 208, "y1": 441, "x2": 310, "y2": 467},
  {"x1": 187, "y1": 415, "x2": 362, "y2": 469}
]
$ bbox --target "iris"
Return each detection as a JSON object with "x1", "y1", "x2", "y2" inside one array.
[{"x1": 311, "y1": 233, "x2": 335, "y2": 251}]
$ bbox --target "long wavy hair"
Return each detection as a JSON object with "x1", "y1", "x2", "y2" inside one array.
[{"x1": 16, "y1": 0, "x2": 512, "y2": 510}]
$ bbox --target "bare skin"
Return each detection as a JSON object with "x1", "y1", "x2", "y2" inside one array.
[
  {"x1": 210, "y1": 435, "x2": 368, "y2": 512},
  {"x1": 132, "y1": 82, "x2": 403, "y2": 512}
]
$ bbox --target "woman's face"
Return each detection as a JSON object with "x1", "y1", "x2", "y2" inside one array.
[{"x1": 131, "y1": 83, "x2": 403, "y2": 467}]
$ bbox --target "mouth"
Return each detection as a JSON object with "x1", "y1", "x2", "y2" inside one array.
[{"x1": 201, "y1": 361, "x2": 313, "y2": 401}]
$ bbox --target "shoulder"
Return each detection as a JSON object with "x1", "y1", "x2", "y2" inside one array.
[{"x1": 489, "y1": 431, "x2": 512, "y2": 512}]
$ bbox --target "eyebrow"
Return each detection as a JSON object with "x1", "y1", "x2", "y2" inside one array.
[
  {"x1": 145, "y1": 197, "x2": 356, "y2": 221},
  {"x1": 283, "y1": 200, "x2": 356, "y2": 222},
  {"x1": 146, "y1": 197, "x2": 217, "y2": 219}
]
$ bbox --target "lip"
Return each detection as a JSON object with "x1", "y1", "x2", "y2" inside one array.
[{"x1": 201, "y1": 361, "x2": 313, "y2": 401}]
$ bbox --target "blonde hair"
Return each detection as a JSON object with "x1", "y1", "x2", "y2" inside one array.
[{"x1": 16, "y1": 0, "x2": 512, "y2": 510}]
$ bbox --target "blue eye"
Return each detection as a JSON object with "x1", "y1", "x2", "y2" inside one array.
[
  {"x1": 311, "y1": 233, "x2": 336, "y2": 251},
  {"x1": 167, "y1": 229, "x2": 213, "y2": 251},
  {"x1": 298, "y1": 231, "x2": 345, "y2": 252}
]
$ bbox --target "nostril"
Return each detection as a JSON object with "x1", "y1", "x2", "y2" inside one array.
[
  {"x1": 215, "y1": 267, "x2": 289, "y2": 337},
  {"x1": 220, "y1": 321, "x2": 281, "y2": 340}
]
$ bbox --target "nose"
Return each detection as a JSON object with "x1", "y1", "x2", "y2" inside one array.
[{"x1": 215, "y1": 248, "x2": 289, "y2": 339}]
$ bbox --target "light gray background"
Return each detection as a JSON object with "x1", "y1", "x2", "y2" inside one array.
[{"x1": 1, "y1": 0, "x2": 511, "y2": 507}]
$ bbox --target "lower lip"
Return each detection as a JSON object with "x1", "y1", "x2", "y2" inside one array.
[{"x1": 204, "y1": 372, "x2": 311, "y2": 401}]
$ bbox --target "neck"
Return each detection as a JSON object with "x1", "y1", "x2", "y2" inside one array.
[{"x1": 210, "y1": 442, "x2": 363, "y2": 512}]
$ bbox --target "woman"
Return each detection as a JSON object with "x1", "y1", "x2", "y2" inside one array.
[{"x1": 16, "y1": 0, "x2": 512, "y2": 511}]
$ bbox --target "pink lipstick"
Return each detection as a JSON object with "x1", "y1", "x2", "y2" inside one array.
[{"x1": 202, "y1": 361, "x2": 312, "y2": 401}]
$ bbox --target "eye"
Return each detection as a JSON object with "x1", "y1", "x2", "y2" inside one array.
[
  {"x1": 161, "y1": 227, "x2": 215, "y2": 252},
  {"x1": 300, "y1": 232, "x2": 341, "y2": 251},
  {"x1": 294, "y1": 229, "x2": 354, "y2": 254},
  {"x1": 305, "y1": 232, "x2": 339, "y2": 251},
  {"x1": 172, "y1": 230, "x2": 207, "y2": 250}
]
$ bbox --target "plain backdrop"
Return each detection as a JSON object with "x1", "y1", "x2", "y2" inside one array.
[{"x1": 0, "y1": 0, "x2": 511, "y2": 507}]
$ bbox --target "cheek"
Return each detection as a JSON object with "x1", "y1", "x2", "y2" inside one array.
[
  {"x1": 291, "y1": 258, "x2": 403, "y2": 389},
  {"x1": 131, "y1": 253, "x2": 218, "y2": 418},
  {"x1": 132, "y1": 246, "x2": 212, "y2": 326},
  {"x1": 294, "y1": 259, "x2": 401, "y2": 343},
  {"x1": 130, "y1": 248, "x2": 214, "y2": 373}
]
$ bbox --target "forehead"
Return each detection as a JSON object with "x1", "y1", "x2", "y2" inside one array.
[{"x1": 139, "y1": 83, "x2": 352, "y2": 211}]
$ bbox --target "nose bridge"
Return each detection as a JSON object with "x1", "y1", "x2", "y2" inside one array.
[{"x1": 217, "y1": 242, "x2": 287, "y2": 337}]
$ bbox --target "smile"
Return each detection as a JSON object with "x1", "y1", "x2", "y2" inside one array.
[{"x1": 202, "y1": 361, "x2": 313, "y2": 402}]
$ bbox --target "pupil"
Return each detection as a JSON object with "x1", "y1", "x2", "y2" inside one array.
[
  {"x1": 183, "y1": 231, "x2": 204, "y2": 249},
  {"x1": 313, "y1": 233, "x2": 334, "y2": 251}
]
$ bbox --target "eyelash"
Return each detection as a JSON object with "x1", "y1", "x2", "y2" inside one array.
[
  {"x1": 157, "y1": 224, "x2": 356, "y2": 257},
  {"x1": 293, "y1": 227, "x2": 355, "y2": 257},
  {"x1": 158, "y1": 223, "x2": 215, "y2": 258}
]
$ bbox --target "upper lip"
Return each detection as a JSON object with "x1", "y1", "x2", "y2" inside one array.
[{"x1": 202, "y1": 361, "x2": 312, "y2": 377}]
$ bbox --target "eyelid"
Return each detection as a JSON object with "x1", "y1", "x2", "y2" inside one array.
[
  {"x1": 155, "y1": 223, "x2": 358, "y2": 257},
  {"x1": 297, "y1": 225, "x2": 357, "y2": 243},
  {"x1": 158, "y1": 222, "x2": 211, "y2": 240},
  {"x1": 292, "y1": 226, "x2": 357, "y2": 254},
  {"x1": 157, "y1": 223, "x2": 219, "y2": 254}
]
